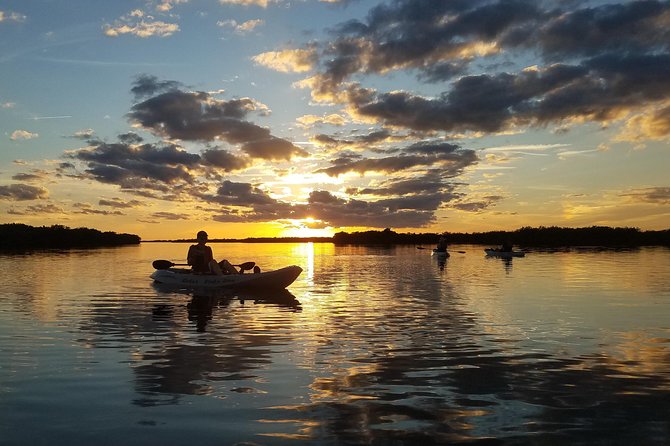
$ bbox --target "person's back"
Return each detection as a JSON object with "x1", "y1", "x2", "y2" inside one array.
[
  {"x1": 188, "y1": 231, "x2": 215, "y2": 274},
  {"x1": 188, "y1": 243, "x2": 213, "y2": 273},
  {"x1": 187, "y1": 230, "x2": 238, "y2": 275}
]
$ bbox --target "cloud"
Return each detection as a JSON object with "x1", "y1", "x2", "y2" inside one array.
[
  {"x1": 103, "y1": 10, "x2": 179, "y2": 38},
  {"x1": 131, "y1": 74, "x2": 183, "y2": 100},
  {"x1": 208, "y1": 188, "x2": 444, "y2": 228},
  {"x1": 315, "y1": 141, "x2": 477, "y2": 177},
  {"x1": 253, "y1": 48, "x2": 317, "y2": 73},
  {"x1": 8, "y1": 204, "x2": 64, "y2": 215},
  {"x1": 350, "y1": 171, "x2": 460, "y2": 197},
  {"x1": 217, "y1": 19, "x2": 264, "y2": 34},
  {"x1": 615, "y1": 102, "x2": 670, "y2": 143},
  {"x1": 66, "y1": 139, "x2": 200, "y2": 188},
  {"x1": 450, "y1": 195, "x2": 504, "y2": 212},
  {"x1": 2, "y1": 101, "x2": 16, "y2": 108},
  {"x1": 73, "y1": 203, "x2": 125, "y2": 215},
  {"x1": 128, "y1": 76, "x2": 308, "y2": 160},
  {"x1": 301, "y1": 190, "x2": 438, "y2": 228},
  {"x1": 71, "y1": 129, "x2": 96, "y2": 140},
  {"x1": 150, "y1": 211, "x2": 190, "y2": 220},
  {"x1": 622, "y1": 187, "x2": 670, "y2": 205},
  {"x1": 296, "y1": 113, "x2": 348, "y2": 128},
  {"x1": 156, "y1": 0, "x2": 189, "y2": 13},
  {"x1": 287, "y1": 0, "x2": 670, "y2": 140},
  {"x1": 11, "y1": 171, "x2": 48, "y2": 182},
  {"x1": 10, "y1": 130, "x2": 38, "y2": 140},
  {"x1": 219, "y1": 0, "x2": 272, "y2": 7},
  {"x1": 201, "y1": 148, "x2": 251, "y2": 171},
  {"x1": 310, "y1": 129, "x2": 401, "y2": 152},
  {"x1": 0, "y1": 10, "x2": 26, "y2": 23},
  {"x1": 205, "y1": 180, "x2": 279, "y2": 206},
  {"x1": 0, "y1": 184, "x2": 49, "y2": 201},
  {"x1": 99, "y1": 198, "x2": 145, "y2": 208}
]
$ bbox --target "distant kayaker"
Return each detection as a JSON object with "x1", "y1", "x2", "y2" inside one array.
[
  {"x1": 436, "y1": 235, "x2": 448, "y2": 252},
  {"x1": 501, "y1": 240, "x2": 513, "y2": 252},
  {"x1": 187, "y1": 230, "x2": 238, "y2": 275}
]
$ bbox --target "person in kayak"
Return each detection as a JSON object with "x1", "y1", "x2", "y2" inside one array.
[
  {"x1": 436, "y1": 235, "x2": 448, "y2": 252},
  {"x1": 187, "y1": 230, "x2": 238, "y2": 274},
  {"x1": 500, "y1": 240, "x2": 513, "y2": 252}
]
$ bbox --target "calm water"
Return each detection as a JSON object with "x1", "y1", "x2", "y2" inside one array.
[{"x1": 0, "y1": 243, "x2": 669, "y2": 445}]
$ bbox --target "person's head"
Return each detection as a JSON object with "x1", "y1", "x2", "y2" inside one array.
[{"x1": 196, "y1": 230, "x2": 208, "y2": 244}]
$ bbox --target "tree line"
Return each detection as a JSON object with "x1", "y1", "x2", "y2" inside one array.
[
  {"x1": 333, "y1": 226, "x2": 670, "y2": 247},
  {"x1": 0, "y1": 224, "x2": 141, "y2": 250}
]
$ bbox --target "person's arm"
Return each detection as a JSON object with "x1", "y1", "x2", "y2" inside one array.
[{"x1": 187, "y1": 245, "x2": 196, "y2": 265}]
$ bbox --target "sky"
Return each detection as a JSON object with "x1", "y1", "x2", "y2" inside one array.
[{"x1": 1, "y1": 0, "x2": 669, "y2": 240}]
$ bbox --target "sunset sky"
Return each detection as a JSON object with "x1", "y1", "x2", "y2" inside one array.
[{"x1": 1, "y1": 0, "x2": 669, "y2": 240}]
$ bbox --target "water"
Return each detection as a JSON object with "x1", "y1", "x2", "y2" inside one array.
[{"x1": 0, "y1": 243, "x2": 669, "y2": 445}]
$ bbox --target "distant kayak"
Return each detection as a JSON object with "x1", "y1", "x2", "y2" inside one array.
[
  {"x1": 484, "y1": 249, "x2": 525, "y2": 258},
  {"x1": 150, "y1": 265, "x2": 302, "y2": 290},
  {"x1": 432, "y1": 249, "x2": 450, "y2": 258}
]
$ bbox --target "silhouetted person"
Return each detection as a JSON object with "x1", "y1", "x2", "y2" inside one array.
[
  {"x1": 436, "y1": 235, "x2": 448, "y2": 252},
  {"x1": 187, "y1": 231, "x2": 238, "y2": 275},
  {"x1": 501, "y1": 240, "x2": 513, "y2": 252}
]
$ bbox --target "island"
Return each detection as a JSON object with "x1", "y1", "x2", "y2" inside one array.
[{"x1": 0, "y1": 224, "x2": 141, "y2": 250}]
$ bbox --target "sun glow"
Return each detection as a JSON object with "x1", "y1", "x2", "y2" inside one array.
[{"x1": 280, "y1": 218, "x2": 334, "y2": 238}]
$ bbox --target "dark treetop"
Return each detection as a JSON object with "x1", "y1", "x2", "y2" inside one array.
[{"x1": 0, "y1": 224, "x2": 141, "y2": 250}]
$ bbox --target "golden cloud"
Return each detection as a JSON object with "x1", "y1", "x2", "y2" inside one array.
[{"x1": 253, "y1": 48, "x2": 317, "y2": 73}]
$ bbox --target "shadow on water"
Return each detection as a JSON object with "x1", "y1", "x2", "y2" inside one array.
[
  {"x1": 76, "y1": 283, "x2": 302, "y2": 408},
  {"x1": 125, "y1": 285, "x2": 303, "y2": 406},
  {"x1": 151, "y1": 283, "x2": 301, "y2": 332}
]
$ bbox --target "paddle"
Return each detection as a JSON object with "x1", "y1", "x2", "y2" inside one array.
[{"x1": 152, "y1": 259, "x2": 256, "y2": 271}]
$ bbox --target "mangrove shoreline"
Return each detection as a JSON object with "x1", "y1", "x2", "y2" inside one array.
[{"x1": 150, "y1": 226, "x2": 670, "y2": 248}]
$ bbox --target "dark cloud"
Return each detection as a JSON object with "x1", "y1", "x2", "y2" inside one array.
[
  {"x1": 73, "y1": 203, "x2": 124, "y2": 215},
  {"x1": 0, "y1": 184, "x2": 49, "y2": 201},
  {"x1": 150, "y1": 211, "x2": 190, "y2": 220},
  {"x1": 352, "y1": 171, "x2": 461, "y2": 197},
  {"x1": 99, "y1": 198, "x2": 144, "y2": 208},
  {"x1": 344, "y1": 54, "x2": 670, "y2": 133},
  {"x1": 204, "y1": 180, "x2": 279, "y2": 206},
  {"x1": 300, "y1": 0, "x2": 670, "y2": 137},
  {"x1": 11, "y1": 172, "x2": 47, "y2": 182},
  {"x1": 623, "y1": 187, "x2": 670, "y2": 204},
  {"x1": 127, "y1": 77, "x2": 308, "y2": 160},
  {"x1": 303, "y1": 190, "x2": 437, "y2": 228},
  {"x1": 315, "y1": 142, "x2": 477, "y2": 176},
  {"x1": 13, "y1": 204, "x2": 64, "y2": 215},
  {"x1": 67, "y1": 140, "x2": 200, "y2": 187},
  {"x1": 313, "y1": 129, "x2": 396, "y2": 151},
  {"x1": 131, "y1": 74, "x2": 182, "y2": 100},
  {"x1": 210, "y1": 182, "x2": 467, "y2": 228},
  {"x1": 451, "y1": 195, "x2": 504, "y2": 212},
  {"x1": 201, "y1": 148, "x2": 251, "y2": 171},
  {"x1": 526, "y1": 1, "x2": 670, "y2": 58}
]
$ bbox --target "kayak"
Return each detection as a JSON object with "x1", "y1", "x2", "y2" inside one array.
[
  {"x1": 150, "y1": 265, "x2": 302, "y2": 290},
  {"x1": 485, "y1": 249, "x2": 525, "y2": 258},
  {"x1": 432, "y1": 249, "x2": 450, "y2": 258}
]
